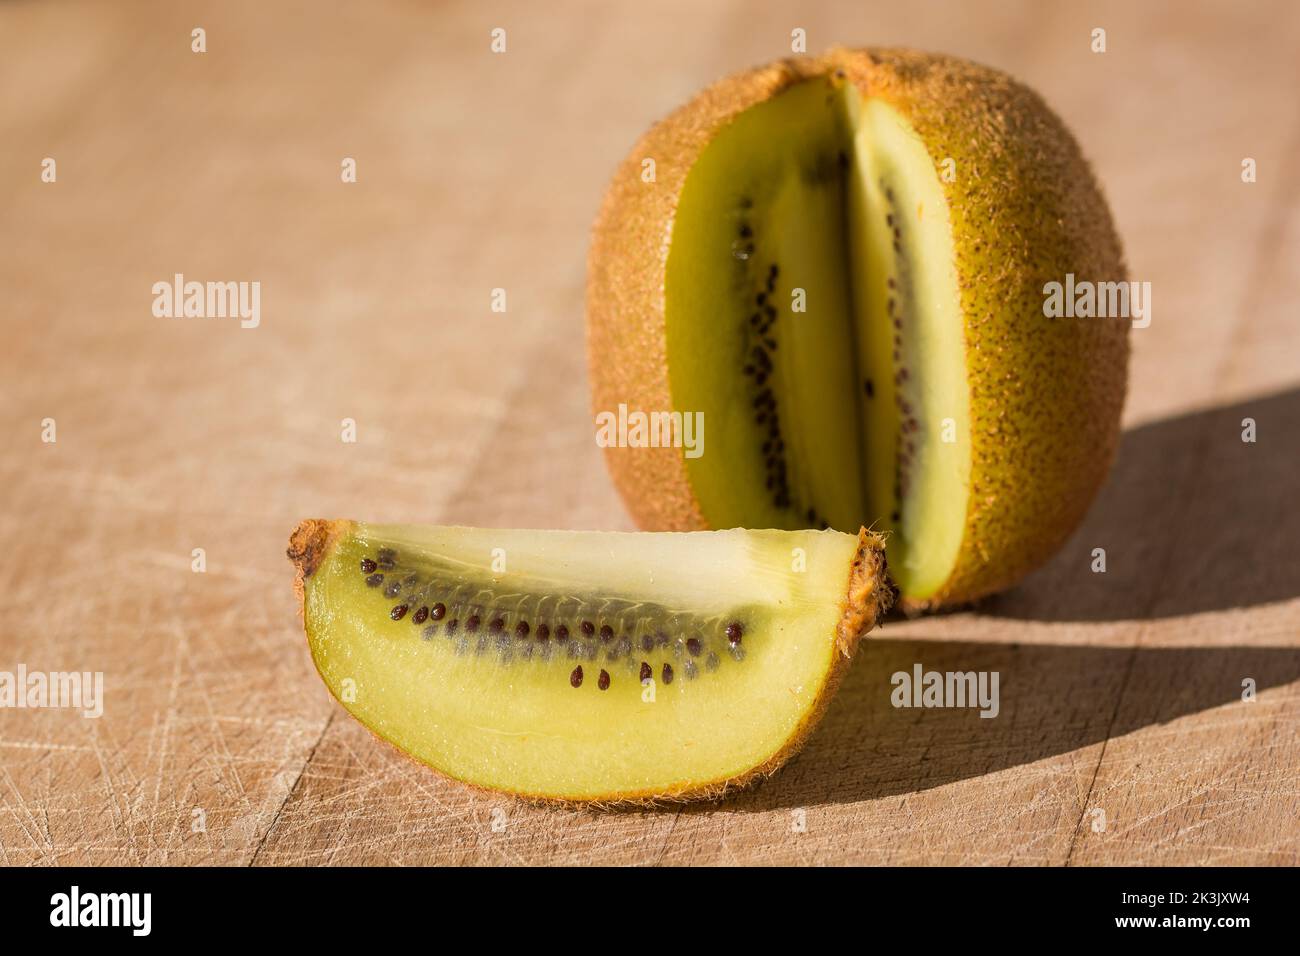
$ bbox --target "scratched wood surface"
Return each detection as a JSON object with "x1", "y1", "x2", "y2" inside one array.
[{"x1": 1, "y1": 0, "x2": 1297, "y2": 866}]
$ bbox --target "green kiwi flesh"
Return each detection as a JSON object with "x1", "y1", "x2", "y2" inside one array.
[
  {"x1": 291, "y1": 520, "x2": 889, "y2": 802},
  {"x1": 664, "y1": 77, "x2": 967, "y2": 600}
]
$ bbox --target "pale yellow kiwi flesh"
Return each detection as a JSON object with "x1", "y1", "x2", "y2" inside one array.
[
  {"x1": 665, "y1": 77, "x2": 968, "y2": 600},
  {"x1": 293, "y1": 520, "x2": 886, "y2": 802}
]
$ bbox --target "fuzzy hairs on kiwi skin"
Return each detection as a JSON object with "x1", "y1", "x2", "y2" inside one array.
[
  {"x1": 586, "y1": 47, "x2": 1129, "y2": 613},
  {"x1": 288, "y1": 519, "x2": 894, "y2": 805}
]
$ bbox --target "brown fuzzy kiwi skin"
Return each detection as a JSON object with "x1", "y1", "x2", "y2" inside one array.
[
  {"x1": 586, "y1": 47, "x2": 1129, "y2": 610},
  {"x1": 287, "y1": 520, "x2": 890, "y2": 806}
]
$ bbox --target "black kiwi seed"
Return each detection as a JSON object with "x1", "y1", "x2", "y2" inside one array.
[
  {"x1": 686, "y1": 638, "x2": 702, "y2": 657},
  {"x1": 756, "y1": 291, "x2": 766, "y2": 306},
  {"x1": 891, "y1": 510, "x2": 901, "y2": 522},
  {"x1": 739, "y1": 224, "x2": 752, "y2": 238},
  {"x1": 376, "y1": 548, "x2": 395, "y2": 561},
  {"x1": 556, "y1": 624, "x2": 570, "y2": 641},
  {"x1": 662, "y1": 663, "x2": 674, "y2": 685},
  {"x1": 466, "y1": 615, "x2": 480, "y2": 632},
  {"x1": 390, "y1": 605, "x2": 408, "y2": 621},
  {"x1": 599, "y1": 624, "x2": 614, "y2": 642},
  {"x1": 570, "y1": 666, "x2": 583, "y2": 688},
  {"x1": 640, "y1": 634, "x2": 654, "y2": 652},
  {"x1": 581, "y1": 621, "x2": 595, "y2": 637},
  {"x1": 536, "y1": 623, "x2": 549, "y2": 641},
  {"x1": 598, "y1": 670, "x2": 611, "y2": 691},
  {"x1": 769, "y1": 263, "x2": 779, "y2": 279},
  {"x1": 725, "y1": 621, "x2": 744, "y2": 644},
  {"x1": 365, "y1": 573, "x2": 383, "y2": 587},
  {"x1": 431, "y1": 603, "x2": 446, "y2": 620},
  {"x1": 360, "y1": 558, "x2": 377, "y2": 574},
  {"x1": 515, "y1": 621, "x2": 530, "y2": 639},
  {"x1": 489, "y1": 617, "x2": 505, "y2": 633},
  {"x1": 412, "y1": 606, "x2": 428, "y2": 625},
  {"x1": 446, "y1": 619, "x2": 459, "y2": 635},
  {"x1": 865, "y1": 378, "x2": 874, "y2": 398},
  {"x1": 384, "y1": 581, "x2": 401, "y2": 598},
  {"x1": 640, "y1": 662, "x2": 652, "y2": 681}
]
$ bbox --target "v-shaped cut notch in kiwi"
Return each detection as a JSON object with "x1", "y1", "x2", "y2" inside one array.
[{"x1": 663, "y1": 75, "x2": 969, "y2": 601}]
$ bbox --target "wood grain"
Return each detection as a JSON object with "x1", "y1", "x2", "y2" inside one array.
[{"x1": 0, "y1": 0, "x2": 1297, "y2": 865}]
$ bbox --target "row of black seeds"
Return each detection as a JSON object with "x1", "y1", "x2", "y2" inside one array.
[
  {"x1": 881, "y1": 183, "x2": 920, "y2": 525},
  {"x1": 570, "y1": 661, "x2": 681, "y2": 690},
  {"x1": 359, "y1": 552, "x2": 744, "y2": 687},
  {"x1": 734, "y1": 209, "x2": 831, "y2": 529},
  {"x1": 746, "y1": 258, "x2": 790, "y2": 511}
]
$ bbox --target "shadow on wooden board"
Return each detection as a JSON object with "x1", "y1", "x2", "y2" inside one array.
[
  {"x1": 717, "y1": 638, "x2": 1300, "y2": 812},
  {"x1": 713, "y1": 387, "x2": 1300, "y2": 811},
  {"x1": 982, "y1": 386, "x2": 1300, "y2": 622}
]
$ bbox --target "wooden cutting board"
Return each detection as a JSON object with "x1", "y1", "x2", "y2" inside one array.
[{"x1": 1, "y1": 0, "x2": 1297, "y2": 865}]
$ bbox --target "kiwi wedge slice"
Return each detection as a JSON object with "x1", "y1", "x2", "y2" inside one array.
[
  {"x1": 588, "y1": 49, "x2": 1129, "y2": 609},
  {"x1": 288, "y1": 519, "x2": 891, "y2": 803}
]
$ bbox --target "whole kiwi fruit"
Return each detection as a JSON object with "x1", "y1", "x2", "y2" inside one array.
[{"x1": 586, "y1": 47, "x2": 1129, "y2": 609}]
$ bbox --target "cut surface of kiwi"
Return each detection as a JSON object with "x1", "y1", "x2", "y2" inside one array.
[
  {"x1": 665, "y1": 74, "x2": 965, "y2": 601},
  {"x1": 288, "y1": 519, "x2": 891, "y2": 803}
]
